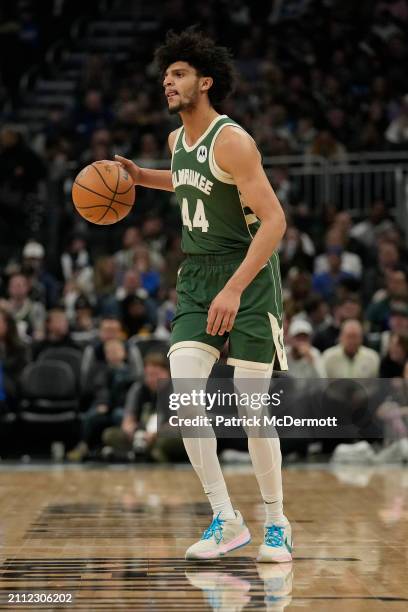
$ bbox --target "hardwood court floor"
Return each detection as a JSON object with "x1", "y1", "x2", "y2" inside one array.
[{"x1": 0, "y1": 463, "x2": 407, "y2": 611}]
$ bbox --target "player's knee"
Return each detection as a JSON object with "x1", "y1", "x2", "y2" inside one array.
[
  {"x1": 169, "y1": 346, "x2": 216, "y2": 379},
  {"x1": 234, "y1": 364, "x2": 274, "y2": 435},
  {"x1": 233, "y1": 364, "x2": 273, "y2": 381}
]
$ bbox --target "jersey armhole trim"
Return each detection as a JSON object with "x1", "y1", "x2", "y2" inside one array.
[
  {"x1": 209, "y1": 122, "x2": 240, "y2": 184},
  {"x1": 170, "y1": 127, "x2": 183, "y2": 171},
  {"x1": 209, "y1": 123, "x2": 257, "y2": 185}
]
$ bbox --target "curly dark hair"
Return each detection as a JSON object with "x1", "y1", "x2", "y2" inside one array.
[{"x1": 154, "y1": 29, "x2": 237, "y2": 106}]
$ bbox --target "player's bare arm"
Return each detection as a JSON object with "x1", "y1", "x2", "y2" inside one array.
[
  {"x1": 206, "y1": 127, "x2": 287, "y2": 336},
  {"x1": 113, "y1": 129, "x2": 177, "y2": 192}
]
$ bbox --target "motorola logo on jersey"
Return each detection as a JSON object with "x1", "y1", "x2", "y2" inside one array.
[{"x1": 197, "y1": 145, "x2": 208, "y2": 163}]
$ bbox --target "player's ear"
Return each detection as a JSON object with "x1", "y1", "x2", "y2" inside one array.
[{"x1": 200, "y1": 76, "x2": 213, "y2": 93}]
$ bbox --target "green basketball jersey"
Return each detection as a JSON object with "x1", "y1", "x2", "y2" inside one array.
[
  {"x1": 171, "y1": 114, "x2": 261, "y2": 255},
  {"x1": 169, "y1": 114, "x2": 286, "y2": 364}
]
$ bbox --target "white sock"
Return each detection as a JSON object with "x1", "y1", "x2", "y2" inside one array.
[{"x1": 264, "y1": 499, "x2": 288, "y2": 527}]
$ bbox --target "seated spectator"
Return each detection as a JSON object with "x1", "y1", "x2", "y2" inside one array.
[
  {"x1": 306, "y1": 129, "x2": 347, "y2": 162},
  {"x1": 133, "y1": 246, "x2": 161, "y2": 298},
  {"x1": 314, "y1": 228, "x2": 362, "y2": 279},
  {"x1": 70, "y1": 296, "x2": 98, "y2": 348},
  {"x1": 379, "y1": 333, "x2": 408, "y2": 378},
  {"x1": 93, "y1": 256, "x2": 117, "y2": 315},
  {"x1": 6, "y1": 273, "x2": 46, "y2": 341},
  {"x1": 60, "y1": 233, "x2": 92, "y2": 283},
  {"x1": 72, "y1": 89, "x2": 113, "y2": 140},
  {"x1": 366, "y1": 268, "x2": 408, "y2": 332},
  {"x1": 0, "y1": 307, "x2": 29, "y2": 410},
  {"x1": 380, "y1": 303, "x2": 408, "y2": 356},
  {"x1": 120, "y1": 294, "x2": 157, "y2": 338},
  {"x1": 313, "y1": 296, "x2": 362, "y2": 352},
  {"x1": 349, "y1": 201, "x2": 393, "y2": 249},
  {"x1": 114, "y1": 226, "x2": 144, "y2": 279},
  {"x1": 155, "y1": 288, "x2": 177, "y2": 340},
  {"x1": 102, "y1": 353, "x2": 182, "y2": 461},
  {"x1": 21, "y1": 240, "x2": 60, "y2": 308},
  {"x1": 80, "y1": 128, "x2": 113, "y2": 165},
  {"x1": 0, "y1": 126, "x2": 46, "y2": 196},
  {"x1": 323, "y1": 320, "x2": 380, "y2": 378},
  {"x1": 32, "y1": 308, "x2": 78, "y2": 359},
  {"x1": 284, "y1": 269, "x2": 313, "y2": 314},
  {"x1": 294, "y1": 116, "x2": 317, "y2": 153},
  {"x1": 279, "y1": 225, "x2": 315, "y2": 275},
  {"x1": 312, "y1": 246, "x2": 356, "y2": 302},
  {"x1": 141, "y1": 216, "x2": 167, "y2": 266},
  {"x1": 67, "y1": 338, "x2": 134, "y2": 460},
  {"x1": 81, "y1": 316, "x2": 143, "y2": 388},
  {"x1": 376, "y1": 361, "x2": 408, "y2": 445},
  {"x1": 161, "y1": 234, "x2": 184, "y2": 288},
  {"x1": 116, "y1": 268, "x2": 158, "y2": 327},
  {"x1": 286, "y1": 319, "x2": 326, "y2": 379},
  {"x1": 115, "y1": 269, "x2": 149, "y2": 302},
  {"x1": 362, "y1": 240, "x2": 401, "y2": 305},
  {"x1": 385, "y1": 93, "x2": 408, "y2": 147},
  {"x1": 301, "y1": 295, "x2": 330, "y2": 334}
]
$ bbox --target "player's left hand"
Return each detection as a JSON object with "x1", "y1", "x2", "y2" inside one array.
[{"x1": 207, "y1": 287, "x2": 241, "y2": 336}]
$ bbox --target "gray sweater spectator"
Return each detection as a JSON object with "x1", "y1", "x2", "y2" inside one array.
[{"x1": 323, "y1": 320, "x2": 380, "y2": 378}]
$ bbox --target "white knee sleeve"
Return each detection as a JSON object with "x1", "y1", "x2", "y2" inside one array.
[{"x1": 234, "y1": 364, "x2": 273, "y2": 387}]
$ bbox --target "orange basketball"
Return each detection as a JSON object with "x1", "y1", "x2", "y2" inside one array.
[{"x1": 72, "y1": 160, "x2": 135, "y2": 225}]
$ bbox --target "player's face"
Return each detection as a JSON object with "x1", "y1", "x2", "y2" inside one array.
[{"x1": 163, "y1": 62, "x2": 200, "y2": 114}]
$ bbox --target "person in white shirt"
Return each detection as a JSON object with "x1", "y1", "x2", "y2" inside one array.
[
  {"x1": 323, "y1": 320, "x2": 380, "y2": 378},
  {"x1": 314, "y1": 228, "x2": 362, "y2": 279},
  {"x1": 287, "y1": 318, "x2": 326, "y2": 379}
]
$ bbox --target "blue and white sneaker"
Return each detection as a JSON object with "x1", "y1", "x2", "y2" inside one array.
[
  {"x1": 257, "y1": 523, "x2": 293, "y2": 563},
  {"x1": 185, "y1": 511, "x2": 251, "y2": 560}
]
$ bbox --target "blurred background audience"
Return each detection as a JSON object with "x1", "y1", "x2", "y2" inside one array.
[{"x1": 0, "y1": 0, "x2": 407, "y2": 461}]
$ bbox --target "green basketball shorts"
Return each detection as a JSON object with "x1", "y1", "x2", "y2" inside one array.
[{"x1": 168, "y1": 250, "x2": 288, "y2": 371}]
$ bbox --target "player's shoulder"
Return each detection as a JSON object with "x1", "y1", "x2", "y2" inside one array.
[
  {"x1": 214, "y1": 123, "x2": 259, "y2": 165},
  {"x1": 216, "y1": 124, "x2": 254, "y2": 148}
]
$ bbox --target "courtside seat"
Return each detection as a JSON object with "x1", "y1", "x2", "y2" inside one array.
[
  {"x1": 20, "y1": 361, "x2": 79, "y2": 424},
  {"x1": 37, "y1": 347, "x2": 82, "y2": 391}
]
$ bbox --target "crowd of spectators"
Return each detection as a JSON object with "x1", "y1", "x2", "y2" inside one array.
[
  {"x1": 0, "y1": 196, "x2": 406, "y2": 460},
  {"x1": 0, "y1": 0, "x2": 407, "y2": 460},
  {"x1": 2, "y1": 1, "x2": 408, "y2": 171}
]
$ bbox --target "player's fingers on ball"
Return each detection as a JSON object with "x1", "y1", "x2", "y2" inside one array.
[{"x1": 114, "y1": 155, "x2": 129, "y2": 166}]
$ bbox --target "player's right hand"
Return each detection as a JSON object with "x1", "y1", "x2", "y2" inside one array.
[{"x1": 114, "y1": 155, "x2": 141, "y2": 185}]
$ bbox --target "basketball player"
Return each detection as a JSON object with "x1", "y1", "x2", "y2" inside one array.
[{"x1": 115, "y1": 30, "x2": 292, "y2": 562}]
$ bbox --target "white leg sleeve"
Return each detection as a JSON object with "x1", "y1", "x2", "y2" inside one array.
[
  {"x1": 169, "y1": 347, "x2": 235, "y2": 518},
  {"x1": 234, "y1": 364, "x2": 286, "y2": 524}
]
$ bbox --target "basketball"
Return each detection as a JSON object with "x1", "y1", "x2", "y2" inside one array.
[{"x1": 72, "y1": 160, "x2": 135, "y2": 225}]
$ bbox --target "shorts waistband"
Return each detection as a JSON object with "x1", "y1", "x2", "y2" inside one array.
[{"x1": 184, "y1": 250, "x2": 248, "y2": 265}]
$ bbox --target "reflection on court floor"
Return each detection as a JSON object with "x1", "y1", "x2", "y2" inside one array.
[{"x1": 0, "y1": 465, "x2": 407, "y2": 610}]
